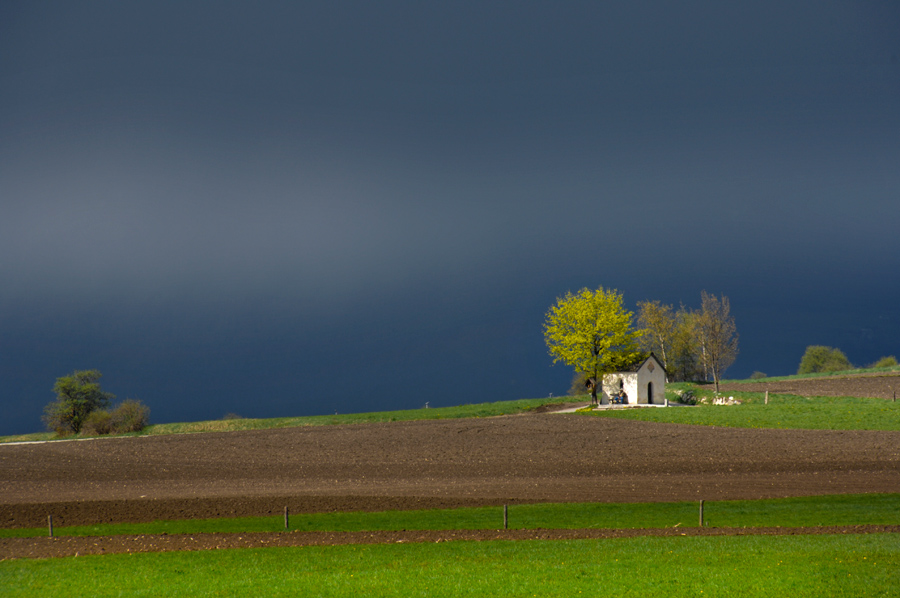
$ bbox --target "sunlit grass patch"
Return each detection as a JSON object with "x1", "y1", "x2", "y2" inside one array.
[
  {"x1": 593, "y1": 388, "x2": 900, "y2": 430},
  {"x1": 140, "y1": 397, "x2": 583, "y2": 435},
  {"x1": 2, "y1": 534, "x2": 897, "y2": 597}
]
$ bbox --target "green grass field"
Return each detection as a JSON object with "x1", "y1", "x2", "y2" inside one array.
[
  {"x1": 2, "y1": 533, "x2": 897, "y2": 597},
  {"x1": 7, "y1": 390, "x2": 894, "y2": 443},
  {"x1": 584, "y1": 384, "x2": 900, "y2": 430}
]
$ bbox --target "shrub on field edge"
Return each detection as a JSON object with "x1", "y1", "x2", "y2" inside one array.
[
  {"x1": 79, "y1": 400, "x2": 150, "y2": 436},
  {"x1": 797, "y1": 346, "x2": 853, "y2": 375},
  {"x1": 109, "y1": 399, "x2": 150, "y2": 433},
  {"x1": 870, "y1": 356, "x2": 898, "y2": 369},
  {"x1": 677, "y1": 389, "x2": 698, "y2": 405},
  {"x1": 80, "y1": 409, "x2": 113, "y2": 436}
]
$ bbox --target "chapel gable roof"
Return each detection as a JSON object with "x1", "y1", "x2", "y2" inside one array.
[{"x1": 619, "y1": 352, "x2": 663, "y2": 373}]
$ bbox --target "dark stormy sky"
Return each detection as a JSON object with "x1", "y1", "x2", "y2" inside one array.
[{"x1": 2, "y1": 2, "x2": 899, "y2": 435}]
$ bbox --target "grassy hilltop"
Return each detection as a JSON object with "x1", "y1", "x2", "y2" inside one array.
[{"x1": 4, "y1": 365, "x2": 900, "y2": 443}]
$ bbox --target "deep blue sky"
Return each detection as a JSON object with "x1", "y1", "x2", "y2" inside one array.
[{"x1": 2, "y1": 2, "x2": 899, "y2": 435}]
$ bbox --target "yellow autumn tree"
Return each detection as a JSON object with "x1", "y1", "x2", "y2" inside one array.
[{"x1": 544, "y1": 287, "x2": 644, "y2": 404}]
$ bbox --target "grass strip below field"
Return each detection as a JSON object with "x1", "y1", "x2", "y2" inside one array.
[
  {"x1": 2, "y1": 533, "x2": 898, "y2": 597},
  {"x1": 4, "y1": 494, "x2": 898, "y2": 539}
]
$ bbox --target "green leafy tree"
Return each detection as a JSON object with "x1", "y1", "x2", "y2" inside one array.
[
  {"x1": 42, "y1": 370, "x2": 115, "y2": 435},
  {"x1": 797, "y1": 346, "x2": 852, "y2": 375},
  {"x1": 544, "y1": 287, "x2": 643, "y2": 405}
]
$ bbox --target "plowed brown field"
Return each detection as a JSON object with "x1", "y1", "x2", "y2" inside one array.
[
  {"x1": 3, "y1": 376, "x2": 899, "y2": 559},
  {"x1": 719, "y1": 372, "x2": 900, "y2": 400}
]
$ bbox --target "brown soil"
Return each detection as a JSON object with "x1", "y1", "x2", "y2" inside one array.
[
  {"x1": 4, "y1": 525, "x2": 898, "y2": 560},
  {"x1": 719, "y1": 372, "x2": 900, "y2": 400},
  {"x1": 2, "y1": 393, "x2": 899, "y2": 559}
]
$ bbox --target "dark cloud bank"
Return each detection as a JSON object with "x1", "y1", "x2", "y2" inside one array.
[{"x1": 1, "y1": 2, "x2": 899, "y2": 434}]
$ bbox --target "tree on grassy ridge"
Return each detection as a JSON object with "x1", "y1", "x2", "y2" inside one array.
[
  {"x1": 43, "y1": 369, "x2": 115, "y2": 435},
  {"x1": 669, "y1": 306, "x2": 704, "y2": 382},
  {"x1": 636, "y1": 300, "x2": 677, "y2": 377},
  {"x1": 547, "y1": 289, "x2": 739, "y2": 392},
  {"x1": 695, "y1": 291, "x2": 739, "y2": 393},
  {"x1": 638, "y1": 297, "x2": 741, "y2": 385},
  {"x1": 544, "y1": 287, "x2": 643, "y2": 405},
  {"x1": 797, "y1": 346, "x2": 853, "y2": 375}
]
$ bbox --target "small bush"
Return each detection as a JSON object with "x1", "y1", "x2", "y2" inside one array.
[
  {"x1": 80, "y1": 410, "x2": 113, "y2": 436},
  {"x1": 678, "y1": 389, "x2": 698, "y2": 405},
  {"x1": 108, "y1": 399, "x2": 150, "y2": 433},
  {"x1": 222, "y1": 413, "x2": 244, "y2": 420},
  {"x1": 870, "y1": 356, "x2": 898, "y2": 369},
  {"x1": 749, "y1": 371, "x2": 767, "y2": 380},
  {"x1": 797, "y1": 346, "x2": 853, "y2": 375}
]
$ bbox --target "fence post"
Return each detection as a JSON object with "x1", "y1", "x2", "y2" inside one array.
[
  {"x1": 48, "y1": 515, "x2": 54, "y2": 538},
  {"x1": 699, "y1": 500, "x2": 704, "y2": 527},
  {"x1": 284, "y1": 506, "x2": 289, "y2": 530},
  {"x1": 503, "y1": 504, "x2": 508, "y2": 529},
  {"x1": 765, "y1": 391, "x2": 769, "y2": 405}
]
